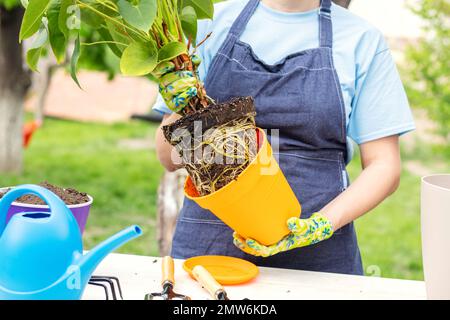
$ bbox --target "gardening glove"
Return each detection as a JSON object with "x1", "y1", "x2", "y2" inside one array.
[
  {"x1": 152, "y1": 55, "x2": 202, "y2": 113},
  {"x1": 233, "y1": 212, "x2": 334, "y2": 257}
]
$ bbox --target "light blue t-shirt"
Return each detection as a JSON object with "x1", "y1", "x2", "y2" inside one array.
[{"x1": 154, "y1": 0, "x2": 415, "y2": 148}]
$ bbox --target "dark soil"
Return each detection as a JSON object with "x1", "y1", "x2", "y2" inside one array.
[
  {"x1": 186, "y1": 119, "x2": 257, "y2": 195},
  {"x1": 163, "y1": 96, "x2": 258, "y2": 195},
  {"x1": 162, "y1": 96, "x2": 256, "y2": 144},
  {"x1": 0, "y1": 181, "x2": 90, "y2": 206}
]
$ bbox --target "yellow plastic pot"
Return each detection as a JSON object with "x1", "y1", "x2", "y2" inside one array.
[{"x1": 184, "y1": 128, "x2": 301, "y2": 246}]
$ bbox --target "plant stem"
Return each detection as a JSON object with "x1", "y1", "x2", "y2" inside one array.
[
  {"x1": 76, "y1": 0, "x2": 149, "y2": 42},
  {"x1": 97, "y1": 0, "x2": 119, "y2": 13},
  {"x1": 195, "y1": 32, "x2": 212, "y2": 50},
  {"x1": 81, "y1": 40, "x2": 128, "y2": 46}
]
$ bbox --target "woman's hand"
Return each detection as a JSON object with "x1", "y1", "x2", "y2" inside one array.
[
  {"x1": 152, "y1": 56, "x2": 201, "y2": 112},
  {"x1": 155, "y1": 113, "x2": 183, "y2": 171},
  {"x1": 233, "y1": 212, "x2": 334, "y2": 257}
]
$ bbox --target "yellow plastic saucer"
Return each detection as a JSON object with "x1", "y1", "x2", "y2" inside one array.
[{"x1": 183, "y1": 255, "x2": 259, "y2": 285}]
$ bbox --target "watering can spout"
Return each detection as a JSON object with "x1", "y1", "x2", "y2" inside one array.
[{"x1": 79, "y1": 225, "x2": 142, "y2": 283}]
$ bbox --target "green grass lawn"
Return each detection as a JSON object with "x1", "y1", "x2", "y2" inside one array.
[
  {"x1": 1, "y1": 117, "x2": 448, "y2": 280},
  {"x1": 349, "y1": 156, "x2": 423, "y2": 280},
  {"x1": 0, "y1": 118, "x2": 164, "y2": 256},
  {"x1": 350, "y1": 137, "x2": 450, "y2": 280}
]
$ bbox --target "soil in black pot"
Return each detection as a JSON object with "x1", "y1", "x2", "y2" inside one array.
[{"x1": 0, "y1": 181, "x2": 90, "y2": 205}]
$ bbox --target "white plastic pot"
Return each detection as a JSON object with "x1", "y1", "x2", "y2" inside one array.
[{"x1": 421, "y1": 174, "x2": 450, "y2": 299}]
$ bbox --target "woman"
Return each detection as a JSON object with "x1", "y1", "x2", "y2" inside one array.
[{"x1": 153, "y1": 0, "x2": 415, "y2": 275}]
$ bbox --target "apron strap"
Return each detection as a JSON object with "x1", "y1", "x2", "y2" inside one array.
[
  {"x1": 228, "y1": 0, "x2": 260, "y2": 38},
  {"x1": 218, "y1": 0, "x2": 334, "y2": 55},
  {"x1": 215, "y1": 0, "x2": 259, "y2": 56},
  {"x1": 319, "y1": 0, "x2": 333, "y2": 48}
]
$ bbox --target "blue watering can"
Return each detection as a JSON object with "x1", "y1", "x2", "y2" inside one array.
[{"x1": 0, "y1": 185, "x2": 142, "y2": 300}]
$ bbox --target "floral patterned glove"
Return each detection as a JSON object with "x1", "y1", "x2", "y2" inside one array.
[
  {"x1": 152, "y1": 55, "x2": 202, "y2": 113},
  {"x1": 233, "y1": 212, "x2": 334, "y2": 257}
]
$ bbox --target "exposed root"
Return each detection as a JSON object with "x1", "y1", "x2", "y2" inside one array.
[
  {"x1": 175, "y1": 116, "x2": 257, "y2": 195},
  {"x1": 165, "y1": 97, "x2": 258, "y2": 196}
]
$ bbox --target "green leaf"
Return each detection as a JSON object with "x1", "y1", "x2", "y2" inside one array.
[
  {"x1": 182, "y1": 0, "x2": 214, "y2": 19},
  {"x1": 19, "y1": 0, "x2": 51, "y2": 41},
  {"x1": 180, "y1": 5, "x2": 197, "y2": 42},
  {"x1": 47, "y1": 1, "x2": 67, "y2": 63},
  {"x1": 120, "y1": 41, "x2": 158, "y2": 76},
  {"x1": 158, "y1": 41, "x2": 187, "y2": 62},
  {"x1": 118, "y1": 0, "x2": 157, "y2": 32},
  {"x1": 97, "y1": 27, "x2": 124, "y2": 58},
  {"x1": 58, "y1": 0, "x2": 77, "y2": 40},
  {"x1": 70, "y1": 35, "x2": 82, "y2": 88},
  {"x1": 145, "y1": 73, "x2": 159, "y2": 83},
  {"x1": 26, "y1": 22, "x2": 48, "y2": 71},
  {"x1": 105, "y1": 20, "x2": 131, "y2": 53},
  {"x1": 26, "y1": 48, "x2": 44, "y2": 72},
  {"x1": 80, "y1": 7, "x2": 104, "y2": 29}
]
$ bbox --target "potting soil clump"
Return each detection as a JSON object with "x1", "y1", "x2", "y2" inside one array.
[
  {"x1": 0, "y1": 181, "x2": 89, "y2": 205},
  {"x1": 163, "y1": 96, "x2": 258, "y2": 196}
]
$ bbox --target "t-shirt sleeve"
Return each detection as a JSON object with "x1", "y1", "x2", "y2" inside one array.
[
  {"x1": 151, "y1": 19, "x2": 212, "y2": 115},
  {"x1": 348, "y1": 32, "x2": 415, "y2": 144},
  {"x1": 152, "y1": 93, "x2": 172, "y2": 114}
]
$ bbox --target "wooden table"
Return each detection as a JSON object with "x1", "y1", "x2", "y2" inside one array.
[{"x1": 82, "y1": 253, "x2": 426, "y2": 300}]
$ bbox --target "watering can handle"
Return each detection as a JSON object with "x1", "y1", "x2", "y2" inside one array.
[{"x1": 0, "y1": 184, "x2": 74, "y2": 236}]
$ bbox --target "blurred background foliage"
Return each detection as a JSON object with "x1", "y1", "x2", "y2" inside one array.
[{"x1": 404, "y1": 0, "x2": 449, "y2": 142}]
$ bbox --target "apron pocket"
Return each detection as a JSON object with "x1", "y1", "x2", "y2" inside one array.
[
  {"x1": 274, "y1": 151, "x2": 347, "y2": 234},
  {"x1": 178, "y1": 198, "x2": 226, "y2": 225}
]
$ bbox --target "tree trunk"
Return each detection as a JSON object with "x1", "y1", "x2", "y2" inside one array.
[
  {"x1": 33, "y1": 62, "x2": 56, "y2": 124},
  {"x1": 0, "y1": 7, "x2": 31, "y2": 173},
  {"x1": 156, "y1": 170, "x2": 187, "y2": 255},
  {"x1": 332, "y1": 0, "x2": 352, "y2": 8}
]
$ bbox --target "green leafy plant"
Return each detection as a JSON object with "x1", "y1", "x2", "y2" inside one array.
[
  {"x1": 19, "y1": 0, "x2": 214, "y2": 114},
  {"x1": 404, "y1": 0, "x2": 449, "y2": 141},
  {"x1": 19, "y1": 0, "x2": 258, "y2": 197}
]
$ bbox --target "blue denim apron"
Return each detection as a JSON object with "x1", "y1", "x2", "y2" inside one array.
[{"x1": 171, "y1": 0, "x2": 363, "y2": 275}]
